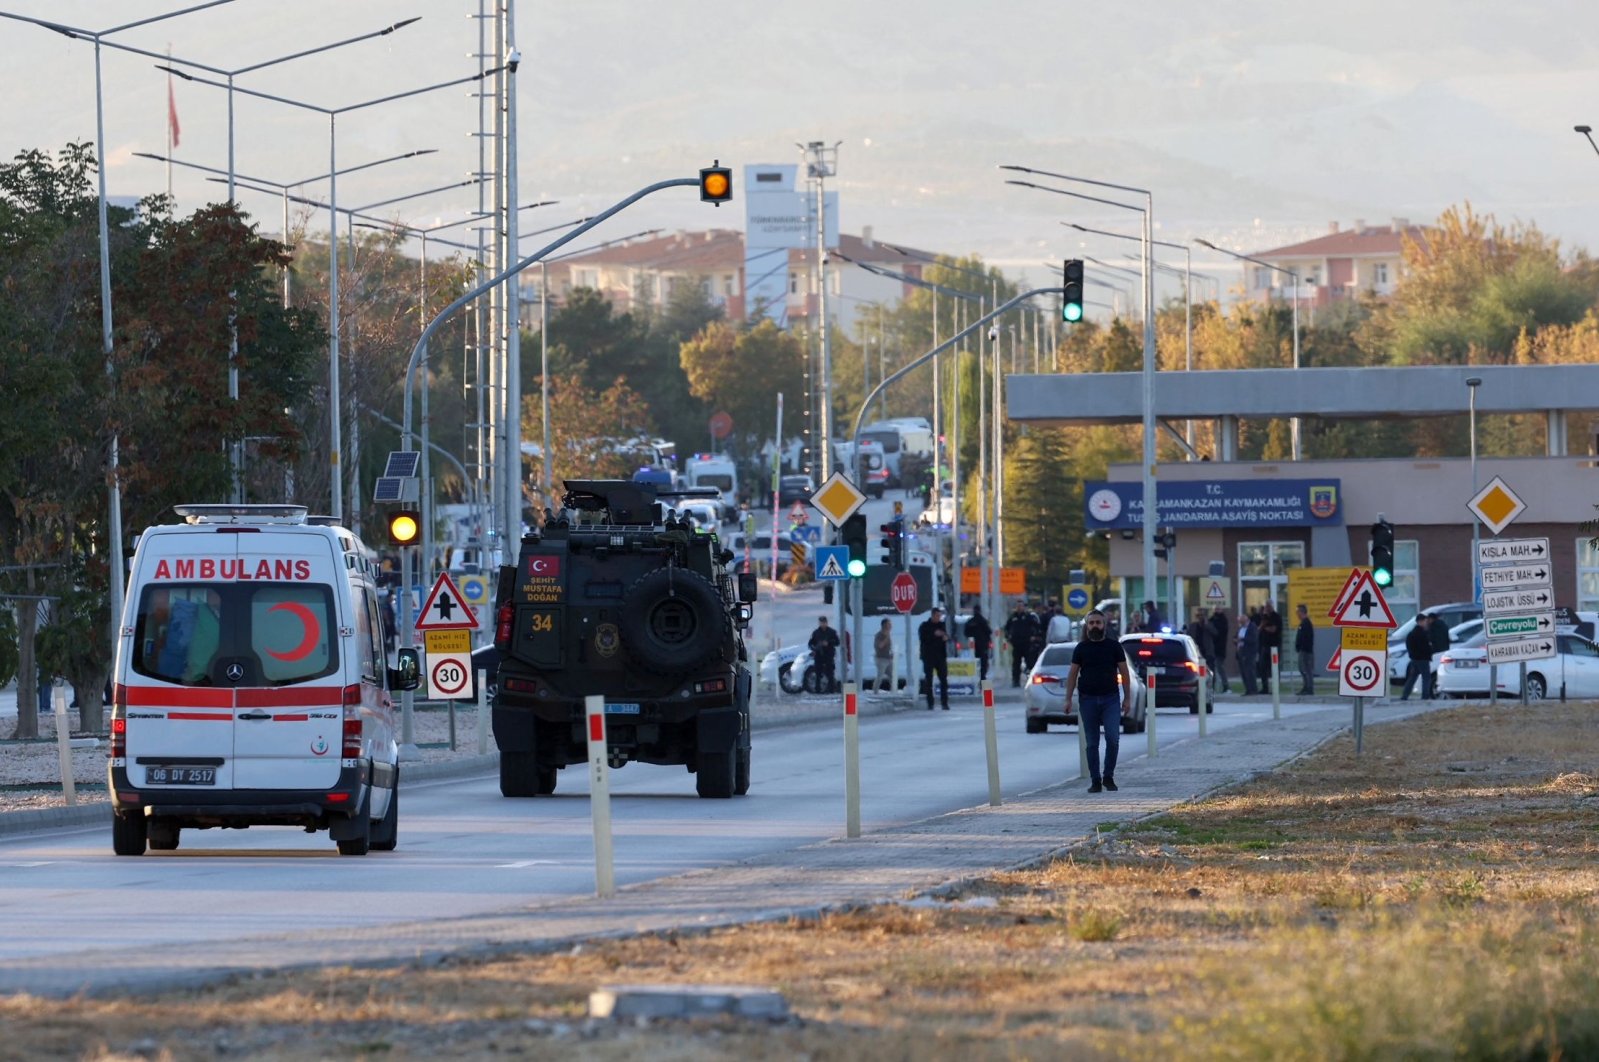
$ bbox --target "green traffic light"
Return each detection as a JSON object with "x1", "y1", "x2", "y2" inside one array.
[
  {"x1": 1063, "y1": 303, "x2": 1083, "y2": 322},
  {"x1": 847, "y1": 558, "x2": 867, "y2": 578},
  {"x1": 1373, "y1": 569, "x2": 1393, "y2": 587}
]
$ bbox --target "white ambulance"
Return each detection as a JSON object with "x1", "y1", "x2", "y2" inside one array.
[{"x1": 108, "y1": 504, "x2": 420, "y2": 856}]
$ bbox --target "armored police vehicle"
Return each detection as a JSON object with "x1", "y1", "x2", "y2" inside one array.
[{"x1": 490, "y1": 480, "x2": 756, "y2": 799}]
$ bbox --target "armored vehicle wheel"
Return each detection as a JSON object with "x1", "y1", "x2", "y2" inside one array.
[
  {"x1": 620, "y1": 567, "x2": 730, "y2": 675},
  {"x1": 500, "y1": 750, "x2": 541, "y2": 797},
  {"x1": 147, "y1": 822, "x2": 181, "y2": 851},
  {"x1": 735, "y1": 746, "x2": 751, "y2": 795},
  {"x1": 696, "y1": 750, "x2": 737, "y2": 798},
  {"x1": 112, "y1": 812, "x2": 147, "y2": 856}
]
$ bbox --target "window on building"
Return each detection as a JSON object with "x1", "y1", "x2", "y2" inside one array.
[
  {"x1": 1385, "y1": 540, "x2": 1420, "y2": 625},
  {"x1": 1253, "y1": 267, "x2": 1269, "y2": 290},
  {"x1": 574, "y1": 269, "x2": 598, "y2": 290},
  {"x1": 1373, "y1": 262, "x2": 1389, "y2": 285},
  {"x1": 789, "y1": 272, "x2": 799, "y2": 295},
  {"x1": 1576, "y1": 538, "x2": 1599, "y2": 612},
  {"x1": 724, "y1": 274, "x2": 736, "y2": 296},
  {"x1": 1238, "y1": 541, "x2": 1304, "y2": 616}
]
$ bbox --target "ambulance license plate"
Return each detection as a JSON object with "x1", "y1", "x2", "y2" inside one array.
[
  {"x1": 605, "y1": 702, "x2": 641, "y2": 714},
  {"x1": 146, "y1": 766, "x2": 217, "y2": 785}
]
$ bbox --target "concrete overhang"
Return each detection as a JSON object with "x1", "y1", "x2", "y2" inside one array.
[{"x1": 1006, "y1": 364, "x2": 1599, "y2": 426}]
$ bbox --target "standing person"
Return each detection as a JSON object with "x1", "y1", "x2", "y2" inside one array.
[
  {"x1": 1025, "y1": 602, "x2": 1047, "y2": 675},
  {"x1": 1257, "y1": 604, "x2": 1282, "y2": 693},
  {"x1": 964, "y1": 605, "x2": 993, "y2": 682},
  {"x1": 1207, "y1": 607, "x2": 1231, "y2": 693},
  {"x1": 808, "y1": 616, "x2": 840, "y2": 694},
  {"x1": 1237, "y1": 609, "x2": 1260, "y2": 696},
  {"x1": 1426, "y1": 609, "x2": 1451, "y2": 698},
  {"x1": 1400, "y1": 614, "x2": 1434, "y2": 701},
  {"x1": 919, "y1": 606, "x2": 951, "y2": 710},
  {"x1": 1294, "y1": 604, "x2": 1317, "y2": 695},
  {"x1": 1004, "y1": 604, "x2": 1038, "y2": 687},
  {"x1": 1185, "y1": 608, "x2": 1214, "y2": 690},
  {"x1": 872, "y1": 618, "x2": 895, "y2": 694},
  {"x1": 1063, "y1": 609, "x2": 1132, "y2": 793}
]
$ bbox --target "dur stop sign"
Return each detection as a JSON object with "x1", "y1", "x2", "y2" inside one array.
[{"x1": 891, "y1": 571, "x2": 918, "y2": 614}]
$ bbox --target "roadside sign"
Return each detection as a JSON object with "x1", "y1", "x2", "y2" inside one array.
[
  {"x1": 1325, "y1": 648, "x2": 1342, "y2": 672},
  {"x1": 457, "y1": 573, "x2": 489, "y2": 606},
  {"x1": 791, "y1": 542, "x2": 806, "y2": 570},
  {"x1": 960, "y1": 567, "x2": 982, "y2": 594},
  {"x1": 1482, "y1": 587, "x2": 1554, "y2": 615},
  {"x1": 1329, "y1": 570, "x2": 1397, "y2": 628},
  {"x1": 423, "y1": 629, "x2": 471, "y2": 654},
  {"x1": 891, "y1": 571, "x2": 919, "y2": 614},
  {"x1": 1201, "y1": 577, "x2": 1230, "y2": 608},
  {"x1": 810, "y1": 472, "x2": 867, "y2": 527},
  {"x1": 1326, "y1": 567, "x2": 1364, "y2": 619},
  {"x1": 1340, "y1": 627, "x2": 1387, "y2": 652},
  {"x1": 1484, "y1": 636, "x2": 1557, "y2": 664},
  {"x1": 999, "y1": 567, "x2": 1026, "y2": 595},
  {"x1": 1289, "y1": 566, "x2": 1358, "y2": 624},
  {"x1": 788, "y1": 501, "x2": 808, "y2": 525},
  {"x1": 426, "y1": 653, "x2": 473, "y2": 700},
  {"x1": 1339, "y1": 650, "x2": 1387, "y2": 697},
  {"x1": 1479, "y1": 564, "x2": 1552, "y2": 592},
  {"x1": 1477, "y1": 537, "x2": 1549, "y2": 566},
  {"x1": 1484, "y1": 612, "x2": 1556, "y2": 639},
  {"x1": 813, "y1": 544, "x2": 850, "y2": 581},
  {"x1": 1467, "y1": 475, "x2": 1527, "y2": 536},
  {"x1": 1065, "y1": 587, "x2": 1090, "y2": 615},
  {"x1": 414, "y1": 571, "x2": 480, "y2": 630},
  {"x1": 792, "y1": 524, "x2": 822, "y2": 544}
]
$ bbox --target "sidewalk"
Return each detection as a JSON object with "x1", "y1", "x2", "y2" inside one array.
[{"x1": 0, "y1": 697, "x2": 1444, "y2": 998}]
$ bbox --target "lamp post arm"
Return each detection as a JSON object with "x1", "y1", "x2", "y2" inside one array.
[
  {"x1": 104, "y1": 0, "x2": 236, "y2": 35},
  {"x1": 231, "y1": 17, "x2": 421, "y2": 75},
  {"x1": 402, "y1": 176, "x2": 697, "y2": 451},
  {"x1": 1000, "y1": 163, "x2": 1151, "y2": 200},
  {"x1": 1005, "y1": 179, "x2": 1140, "y2": 214}
]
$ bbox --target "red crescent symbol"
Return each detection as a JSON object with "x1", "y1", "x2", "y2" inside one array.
[{"x1": 266, "y1": 601, "x2": 321, "y2": 662}]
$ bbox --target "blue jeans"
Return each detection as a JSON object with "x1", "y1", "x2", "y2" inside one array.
[{"x1": 1079, "y1": 692, "x2": 1122, "y2": 783}]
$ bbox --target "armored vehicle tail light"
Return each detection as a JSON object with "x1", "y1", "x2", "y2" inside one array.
[{"x1": 694, "y1": 676, "x2": 729, "y2": 694}]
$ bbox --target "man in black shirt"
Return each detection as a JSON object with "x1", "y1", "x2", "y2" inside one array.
[
  {"x1": 964, "y1": 605, "x2": 993, "y2": 682},
  {"x1": 808, "y1": 616, "x2": 840, "y2": 694},
  {"x1": 1294, "y1": 604, "x2": 1317, "y2": 695},
  {"x1": 1064, "y1": 609, "x2": 1132, "y2": 793},
  {"x1": 918, "y1": 606, "x2": 951, "y2": 710},
  {"x1": 1400, "y1": 615, "x2": 1434, "y2": 701},
  {"x1": 1004, "y1": 604, "x2": 1039, "y2": 687}
]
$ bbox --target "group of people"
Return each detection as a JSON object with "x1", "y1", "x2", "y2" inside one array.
[
  {"x1": 1398, "y1": 612, "x2": 1451, "y2": 700},
  {"x1": 1177, "y1": 601, "x2": 1318, "y2": 697},
  {"x1": 1003, "y1": 600, "x2": 1078, "y2": 686},
  {"x1": 806, "y1": 605, "x2": 995, "y2": 711}
]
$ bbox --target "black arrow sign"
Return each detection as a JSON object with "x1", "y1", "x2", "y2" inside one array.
[{"x1": 1535, "y1": 568, "x2": 1548, "y2": 580}]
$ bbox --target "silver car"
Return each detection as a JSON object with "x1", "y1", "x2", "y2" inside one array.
[{"x1": 1024, "y1": 642, "x2": 1146, "y2": 735}]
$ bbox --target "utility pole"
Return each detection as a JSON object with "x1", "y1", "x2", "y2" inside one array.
[{"x1": 800, "y1": 141, "x2": 839, "y2": 482}]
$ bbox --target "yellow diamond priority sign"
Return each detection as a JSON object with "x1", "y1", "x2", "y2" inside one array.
[
  {"x1": 1467, "y1": 475, "x2": 1527, "y2": 536},
  {"x1": 811, "y1": 472, "x2": 867, "y2": 528}
]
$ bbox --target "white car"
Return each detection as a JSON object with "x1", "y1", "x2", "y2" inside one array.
[
  {"x1": 672, "y1": 499, "x2": 722, "y2": 530},
  {"x1": 758, "y1": 644, "x2": 808, "y2": 694},
  {"x1": 778, "y1": 645, "x2": 911, "y2": 694},
  {"x1": 1024, "y1": 641, "x2": 1146, "y2": 734},
  {"x1": 1388, "y1": 603, "x2": 1484, "y2": 682},
  {"x1": 1435, "y1": 632, "x2": 1599, "y2": 700}
]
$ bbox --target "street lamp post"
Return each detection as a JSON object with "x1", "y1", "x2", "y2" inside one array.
[
  {"x1": 1195, "y1": 238, "x2": 1302, "y2": 459},
  {"x1": 1467, "y1": 376, "x2": 1483, "y2": 597},
  {"x1": 1005, "y1": 166, "x2": 1159, "y2": 612}
]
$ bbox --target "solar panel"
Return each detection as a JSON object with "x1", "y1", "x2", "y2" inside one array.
[
  {"x1": 383, "y1": 450, "x2": 420, "y2": 478},
  {"x1": 372, "y1": 477, "x2": 405, "y2": 503}
]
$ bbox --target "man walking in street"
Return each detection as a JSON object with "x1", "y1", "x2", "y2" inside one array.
[
  {"x1": 919, "y1": 606, "x2": 951, "y2": 710},
  {"x1": 1063, "y1": 609, "x2": 1132, "y2": 793},
  {"x1": 1426, "y1": 609, "x2": 1452, "y2": 699},
  {"x1": 1237, "y1": 609, "x2": 1260, "y2": 696},
  {"x1": 808, "y1": 616, "x2": 840, "y2": 694},
  {"x1": 1294, "y1": 604, "x2": 1317, "y2": 696},
  {"x1": 1207, "y1": 607, "x2": 1231, "y2": 693},
  {"x1": 1258, "y1": 604, "x2": 1282, "y2": 693},
  {"x1": 1186, "y1": 608, "x2": 1214, "y2": 691},
  {"x1": 1400, "y1": 614, "x2": 1434, "y2": 701},
  {"x1": 873, "y1": 618, "x2": 895, "y2": 694},
  {"x1": 1004, "y1": 604, "x2": 1038, "y2": 687},
  {"x1": 964, "y1": 605, "x2": 993, "y2": 682}
]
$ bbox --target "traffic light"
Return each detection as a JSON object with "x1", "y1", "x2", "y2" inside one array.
[
  {"x1": 1062, "y1": 259, "x2": 1085, "y2": 322},
  {"x1": 841, "y1": 512, "x2": 868, "y2": 578},
  {"x1": 1154, "y1": 527, "x2": 1176, "y2": 560},
  {"x1": 387, "y1": 509, "x2": 420, "y2": 547},
  {"x1": 879, "y1": 519, "x2": 904, "y2": 570},
  {"x1": 1370, "y1": 518, "x2": 1395, "y2": 587},
  {"x1": 699, "y1": 161, "x2": 732, "y2": 206}
]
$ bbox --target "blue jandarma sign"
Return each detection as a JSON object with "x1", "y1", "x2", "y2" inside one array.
[{"x1": 1084, "y1": 479, "x2": 1343, "y2": 529}]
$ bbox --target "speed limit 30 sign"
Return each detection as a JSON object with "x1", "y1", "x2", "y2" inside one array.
[
  {"x1": 1338, "y1": 650, "x2": 1387, "y2": 698},
  {"x1": 427, "y1": 653, "x2": 474, "y2": 700}
]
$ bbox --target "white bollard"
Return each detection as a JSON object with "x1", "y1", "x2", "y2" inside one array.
[
  {"x1": 584, "y1": 695, "x2": 614, "y2": 898},
  {"x1": 1147, "y1": 673, "x2": 1158, "y2": 759},
  {"x1": 476, "y1": 669, "x2": 490, "y2": 755},
  {"x1": 844, "y1": 682, "x2": 860, "y2": 838},
  {"x1": 1271, "y1": 648, "x2": 1282, "y2": 720},
  {"x1": 1197, "y1": 664, "x2": 1208, "y2": 738},
  {"x1": 981, "y1": 680, "x2": 1001, "y2": 807},
  {"x1": 53, "y1": 683, "x2": 77, "y2": 807}
]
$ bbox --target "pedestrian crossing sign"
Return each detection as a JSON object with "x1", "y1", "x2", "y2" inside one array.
[{"x1": 813, "y1": 544, "x2": 850, "y2": 581}]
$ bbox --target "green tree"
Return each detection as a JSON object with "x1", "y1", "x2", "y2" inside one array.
[{"x1": 678, "y1": 319, "x2": 805, "y2": 457}]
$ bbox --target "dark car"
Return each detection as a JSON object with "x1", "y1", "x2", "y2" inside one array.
[
  {"x1": 1119, "y1": 632, "x2": 1208, "y2": 712},
  {"x1": 470, "y1": 643, "x2": 500, "y2": 702},
  {"x1": 777, "y1": 475, "x2": 815, "y2": 506}
]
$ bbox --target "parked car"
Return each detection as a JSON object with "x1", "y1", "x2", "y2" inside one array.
[
  {"x1": 759, "y1": 644, "x2": 808, "y2": 694},
  {"x1": 470, "y1": 643, "x2": 500, "y2": 703},
  {"x1": 777, "y1": 475, "x2": 815, "y2": 507},
  {"x1": 778, "y1": 645, "x2": 910, "y2": 695},
  {"x1": 1435, "y1": 631, "x2": 1599, "y2": 700},
  {"x1": 727, "y1": 531, "x2": 796, "y2": 576},
  {"x1": 1119, "y1": 631, "x2": 1206, "y2": 712},
  {"x1": 1024, "y1": 641, "x2": 1146, "y2": 734},
  {"x1": 672, "y1": 498, "x2": 722, "y2": 530},
  {"x1": 1388, "y1": 602, "x2": 1483, "y2": 682}
]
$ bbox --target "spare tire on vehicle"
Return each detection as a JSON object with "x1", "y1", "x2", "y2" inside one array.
[{"x1": 619, "y1": 566, "x2": 730, "y2": 676}]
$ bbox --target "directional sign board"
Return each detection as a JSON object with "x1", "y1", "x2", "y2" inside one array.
[
  {"x1": 1467, "y1": 475, "x2": 1527, "y2": 536},
  {"x1": 1482, "y1": 587, "x2": 1554, "y2": 615},
  {"x1": 1485, "y1": 636, "x2": 1557, "y2": 664},
  {"x1": 414, "y1": 571, "x2": 480, "y2": 630},
  {"x1": 1479, "y1": 564, "x2": 1553, "y2": 592},
  {"x1": 1477, "y1": 537, "x2": 1550, "y2": 566},
  {"x1": 791, "y1": 524, "x2": 822, "y2": 544},
  {"x1": 1329, "y1": 569, "x2": 1397, "y2": 629},
  {"x1": 810, "y1": 472, "x2": 867, "y2": 528},
  {"x1": 1064, "y1": 587, "x2": 1091, "y2": 615},
  {"x1": 1484, "y1": 612, "x2": 1556, "y2": 639},
  {"x1": 813, "y1": 544, "x2": 851, "y2": 581},
  {"x1": 1339, "y1": 650, "x2": 1388, "y2": 697}
]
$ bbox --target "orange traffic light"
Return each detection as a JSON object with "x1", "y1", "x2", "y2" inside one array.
[
  {"x1": 388, "y1": 509, "x2": 420, "y2": 547},
  {"x1": 700, "y1": 162, "x2": 732, "y2": 205}
]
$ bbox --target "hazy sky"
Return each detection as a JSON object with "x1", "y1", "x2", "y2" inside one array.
[{"x1": 6, "y1": 0, "x2": 1599, "y2": 298}]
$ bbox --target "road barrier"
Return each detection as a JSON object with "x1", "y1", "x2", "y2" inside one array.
[
  {"x1": 584, "y1": 695, "x2": 615, "y2": 898},
  {"x1": 981, "y1": 680, "x2": 1001, "y2": 807}
]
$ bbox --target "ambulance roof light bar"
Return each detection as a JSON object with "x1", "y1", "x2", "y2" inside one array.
[{"x1": 174, "y1": 503, "x2": 310, "y2": 525}]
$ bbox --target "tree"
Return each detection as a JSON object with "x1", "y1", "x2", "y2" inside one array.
[
  {"x1": 525, "y1": 374, "x2": 655, "y2": 491},
  {"x1": 1001, "y1": 427, "x2": 1082, "y2": 594},
  {"x1": 678, "y1": 319, "x2": 805, "y2": 456}
]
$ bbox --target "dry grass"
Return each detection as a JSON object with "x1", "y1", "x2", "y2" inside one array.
[{"x1": 5, "y1": 700, "x2": 1599, "y2": 1060}]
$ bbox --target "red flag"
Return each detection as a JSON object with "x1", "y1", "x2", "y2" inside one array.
[{"x1": 167, "y1": 76, "x2": 181, "y2": 148}]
